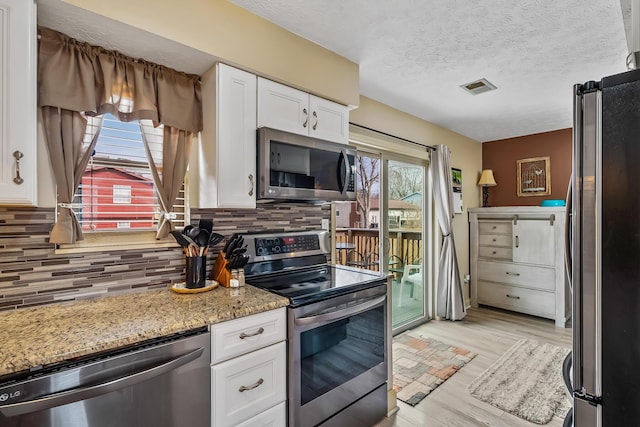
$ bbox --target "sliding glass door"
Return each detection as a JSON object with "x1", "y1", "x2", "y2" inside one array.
[
  {"x1": 333, "y1": 126, "x2": 432, "y2": 333},
  {"x1": 384, "y1": 157, "x2": 430, "y2": 331}
]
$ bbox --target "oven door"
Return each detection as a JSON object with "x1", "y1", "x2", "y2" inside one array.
[{"x1": 289, "y1": 283, "x2": 387, "y2": 427}]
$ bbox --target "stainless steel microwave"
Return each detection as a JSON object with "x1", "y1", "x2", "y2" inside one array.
[{"x1": 257, "y1": 127, "x2": 356, "y2": 202}]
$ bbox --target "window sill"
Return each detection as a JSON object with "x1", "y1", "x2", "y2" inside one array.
[{"x1": 55, "y1": 230, "x2": 179, "y2": 254}]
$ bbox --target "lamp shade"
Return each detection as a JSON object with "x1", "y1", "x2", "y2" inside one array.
[{"x1": 478, "y1": 169, "x2": 497, "y2": 187}]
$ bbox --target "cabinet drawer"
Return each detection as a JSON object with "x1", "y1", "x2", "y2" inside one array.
[
  {"x1": 478, "y1": 281, "x2": 555, "y2": 317},
  {"x1": 478, "y1": 246, "x2": 512, "y2": 260},
  {"x1": 479, "y1": 234, "x2": 512, "y2": 247},
  {"x1": 477, "y1": 260, "x2": 555, "y2": 291},
  {"x1": 235, "y1": 401, "x2": 286, "y2": 427},
  {"x1": 479, "y1": 221, "x2": 512, "y2": 235},
  {"x1": 211, "y1": 308, "x2": 286, "y2": 364},
  {"x1": 212, "y1": 342, "x2": 286, "y2": 427}
]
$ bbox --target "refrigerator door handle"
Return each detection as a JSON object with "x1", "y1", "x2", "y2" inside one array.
[
  {"x1": 574, "y1": 87, "x2": 602, "y2": 398},
  {"x1": 564, "y1": 174, "x2": 573, "y2": 293}
]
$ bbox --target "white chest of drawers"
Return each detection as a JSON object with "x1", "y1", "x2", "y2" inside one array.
[{"x1": 469, "y1": 207, "x2": 569, "y2": 327}]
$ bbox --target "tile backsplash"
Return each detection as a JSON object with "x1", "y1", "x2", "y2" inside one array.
[{"x1": 0, "y1": 203, "x2": 329, "y2": 311}]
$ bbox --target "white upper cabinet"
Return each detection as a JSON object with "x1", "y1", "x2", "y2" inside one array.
[
  {"x1": 191, "y1": 63, "x2": 257, "y2": 209},
  {"x1": 0, "y1": 0, "x2": 37, "y2": 205},
  {"x1": 257, "y1": 77, "x2": 349, "y2": 144}
]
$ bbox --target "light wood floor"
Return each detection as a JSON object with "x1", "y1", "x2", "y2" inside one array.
[{"x1": 375, "y1": 306, "x2": 572, "y2": 427}]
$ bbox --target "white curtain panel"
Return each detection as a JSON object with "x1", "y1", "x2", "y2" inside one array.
[{"x1": 432, "y1": 145, "x2": 466, "y2": 320}]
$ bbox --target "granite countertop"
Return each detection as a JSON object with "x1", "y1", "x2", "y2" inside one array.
[{"x1": 0, "y1": 285, "x2": 289, "y2": 378}]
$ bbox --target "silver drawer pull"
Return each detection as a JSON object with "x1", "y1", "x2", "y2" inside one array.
[
  {"x1": 505, "y1": 272, "x2": 520, "y2": 276},
  {"x1": 239, "y1": 327, "x2": 264, "y2": 339},
  {"x1": 239, "y1": 378, "x2": 264, "y2": 392},
  {"x1": 506, "y1": 294, "x2": 520, "y2": 299},
  {"x1": 515, "y1": 235, "x2": 520, "y2": 248}
]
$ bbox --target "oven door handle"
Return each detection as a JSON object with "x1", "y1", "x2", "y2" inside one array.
[{"x1": 295, "y1": 295, "x2": 386, "y2": 327}]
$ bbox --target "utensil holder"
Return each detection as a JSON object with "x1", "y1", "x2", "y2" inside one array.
[
  {"x1": 185, "y1": 256, "x2": 207, "y2": 289},
  {"x1": 210, "y1": 252, "x2": 232, "y2": 287}
]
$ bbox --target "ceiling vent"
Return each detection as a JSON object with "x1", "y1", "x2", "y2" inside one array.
[{"x1": 460, "y1": 78, "x2": 497, "y2": 95}]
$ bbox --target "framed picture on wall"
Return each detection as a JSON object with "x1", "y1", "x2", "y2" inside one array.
[
  {"x1": 452, "y1": 168, "x2": 463, "y2": 213},
  {"x1": 517, "y1": 156, "x2": 551, "y2": 197}
]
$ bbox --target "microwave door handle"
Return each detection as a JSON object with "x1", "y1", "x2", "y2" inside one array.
[{"x1": 337, "y1": 149, "x2": 349, "y2": 195}]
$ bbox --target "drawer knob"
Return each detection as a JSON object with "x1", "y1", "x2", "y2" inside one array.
[
  {"x1": 505, "y1": 272, "x2": 520, "y2": 276},
  {"x1": 492, "y1": 251, "x2": 497, "y2": 255},
  {"x1": 506, "y1": 294, "x2": 520, "y2": 299},
  {"x1": 239, "y1": 327, "x2": 264, "y2": 339},
  {"x1": 492, "y1": 238, "x2": 496, "y2": 242},
  {"x1": 239, "y1": 378, "x2": 264, "y2": 392},
  {"x1": 492, "y1": 226, "x2": 497, "y2": 229}
]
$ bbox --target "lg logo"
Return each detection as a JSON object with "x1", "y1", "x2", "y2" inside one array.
[{"x1": 0, "y1": 390, "x2": 20, "y2": 401}]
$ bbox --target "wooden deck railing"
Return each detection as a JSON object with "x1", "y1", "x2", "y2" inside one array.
[{"x1": 335, "y1": 228, "x2": 423, "y2": 273}]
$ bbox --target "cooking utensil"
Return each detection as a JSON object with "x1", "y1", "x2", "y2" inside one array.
[
  {"x1": 208, "y1": 232, "x2": 224, "y2": 247},
  {"x1": 170, "y1": 230, "x2": 190, "y2": 248},
  {"x1": 182, "y1": 225, "x2": 194, "y2": 236},
  {"x1": 194, "y1": 229, "x2": 209, "y2": 255},
  {"x1": 198, "y1": 219, "x2": 213, "y2": 234}
]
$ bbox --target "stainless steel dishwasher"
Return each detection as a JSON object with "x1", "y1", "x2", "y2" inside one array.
[{"x1": 0, "y1": 328, "x2": 210, "y2": 427}]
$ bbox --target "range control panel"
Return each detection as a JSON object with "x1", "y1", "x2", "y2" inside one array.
[
  {"x1": 255, "y1": 234, "x2": 320, "y2": 256},
  {"x1": 242, "y1": 230, "x2": 330, "y2": 262}
]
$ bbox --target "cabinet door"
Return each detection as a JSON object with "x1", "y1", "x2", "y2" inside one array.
[
  {"x1": 216, "y1": 64, "x2": 257, "y2": 208},
  {"x1": 0, "y1": 0, "x2": 36, "y2": 205},
  {"x1": 512, "y1": 219, "x2": 555, "y2": 266},
  {"x1": 309, "y1": 95, "x2": 349, "y2": 144},
  {"x1": 257, "y1": 77, "x2": 309, "y2": 136}
]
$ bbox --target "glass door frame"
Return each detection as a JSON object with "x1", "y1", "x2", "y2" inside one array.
[{"x1": 380, "y1": 152, "x2": 433, "y2": 334}]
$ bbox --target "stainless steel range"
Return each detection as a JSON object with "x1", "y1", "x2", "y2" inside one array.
[{"x1": 242, "y1": 230, "x2": 388, "y2": 427}]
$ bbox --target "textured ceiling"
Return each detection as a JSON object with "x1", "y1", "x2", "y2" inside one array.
[{"x1": 228, "y1": 0, "x2": 628, "y2": 142}]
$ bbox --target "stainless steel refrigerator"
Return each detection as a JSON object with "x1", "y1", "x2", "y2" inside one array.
[{"x1": 570, "y1": 69, "x2": 640, "y2": 426}]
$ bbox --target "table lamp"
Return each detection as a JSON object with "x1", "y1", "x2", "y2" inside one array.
[{"x1": 478, "y1": 169, "x2": 497, "y2": 207}]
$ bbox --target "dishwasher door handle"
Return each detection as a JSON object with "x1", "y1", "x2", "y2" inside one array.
[
  {"x1": 295, "y1": 295, "x2": 386, "y2": 327},
  {"x1": 0, "y1": 346, "x2": 205, "y2": 417}
]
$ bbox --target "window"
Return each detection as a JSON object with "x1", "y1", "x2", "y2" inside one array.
[
  {"x1": 71, "y1": 114, "x2": 186, "y2": 233},
  {"x1": 113, "y1": 185, "x2": 132, "y2": 204}
]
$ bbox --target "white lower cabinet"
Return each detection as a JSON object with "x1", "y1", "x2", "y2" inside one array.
[
  {"x1": 235, "y1": 402, "x2": 286, "y2": 427},
  {"x1": 210, "y1": 308, "x2": 287, "y2": 427}
]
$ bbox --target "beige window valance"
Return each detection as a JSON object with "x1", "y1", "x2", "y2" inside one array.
[{"x1": 38, "y1": 27, "x2": 202, "y2": 134}]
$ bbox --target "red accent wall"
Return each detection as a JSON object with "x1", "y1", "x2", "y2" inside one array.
[{"x1": 482, "y1": 128, "x2": 572, "y2": 207}]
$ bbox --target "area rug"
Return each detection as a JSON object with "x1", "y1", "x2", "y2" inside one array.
[
  {"x1": 468, "y1": 339, "x2": 571, "y2": 425},
  {"x1": 392, "y1": 333, "x2": 476, "y2": 406}
]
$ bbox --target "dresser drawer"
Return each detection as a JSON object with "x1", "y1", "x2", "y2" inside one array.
[
  {"x1": 477, "y1": 260, "x2": 555, "y2": 291},
  {"x1": 211, "y1": 308, "x2": 286, "y2": 364},
  {"x1": 479, "y1": 221, "x2": 512, "y2": 235},
  {"x1": 478, "y1": 246, "x2": 512, "y2": 260},
  {"x1": 479, "y1": 234, "x2": 512, "y2": 247},
  {"x1": 235, "y1": 401, "x2": 286, "y2": 427},
  {"x1": 212, "y1": 342, "x2": 286, "y2": 427},
  {"x1": 478, "y1": 281, "x2": 555, "y2": 317}
]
